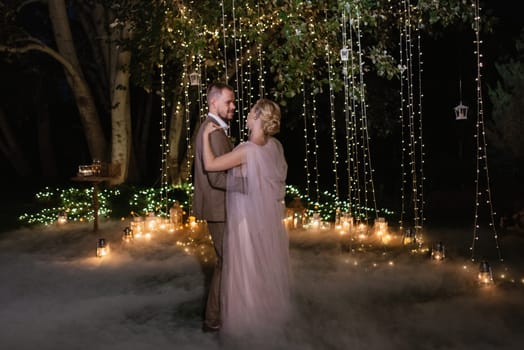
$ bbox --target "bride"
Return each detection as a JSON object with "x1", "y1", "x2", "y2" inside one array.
[{"x1": 202, "y1": 98, "x2": 290, "y2": 340}]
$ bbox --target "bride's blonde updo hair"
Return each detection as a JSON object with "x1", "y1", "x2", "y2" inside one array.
[{"x1": 253, "y1": 98, "x2": 281, "y2": 136}]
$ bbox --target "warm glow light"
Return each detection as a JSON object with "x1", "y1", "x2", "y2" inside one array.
[
  {"x1": 431, "y1": 242, "x2": 445, "y2": 261},
  {"x1": 382, "y1": 233, "x2": 392, "y2": 244},
  {"x1": 96, "y1": 238, "x2": 109, "y2": 257},
  {"x1": 146, "y1": 214, "x2": 159, "y2": 231},
  {"x1": 57, "y1": 212, "x2": 68, "y2": 225},
  {"x1": 478, "y1": 261, "x2": 494, "y2": 286},
  {"x1": 122, "y1": 227, "x2": 133, "y2": 243}
]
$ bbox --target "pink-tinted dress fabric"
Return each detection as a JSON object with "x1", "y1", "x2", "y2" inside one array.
[{"x1": 221, "y1": 137, "x2": 290, "y2": 340}]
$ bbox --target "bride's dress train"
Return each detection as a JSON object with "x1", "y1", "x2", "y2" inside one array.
[{"x1": 221, "y1": 138, "x2": 290, "y2": 341}]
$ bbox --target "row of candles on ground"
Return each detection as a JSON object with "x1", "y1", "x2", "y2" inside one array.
[
  {"x1": 287, "y1": 210, "x2": 422, "y2": 246},
  {"x1": 95, "y1": 212, "x2": 201, "y2": 257},
  {"x1": 61, "y1": 200, "x2": 498, "y2": 287},
  {"x1": 96, "y1": 238, "x2": 497, "y2": 289},
  {"x1": 285, "y1": 210, "x2": 504, "y2": 286}
]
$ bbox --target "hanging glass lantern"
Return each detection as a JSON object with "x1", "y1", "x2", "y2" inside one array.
[
  {"x1": 145, "y1": 212, "x2": 158, "y2": 231},
  {"x1": 189, "y1": 72, "x2": 201, "y2": 86},
  {"x1": 130, "y1": 217, "x2": 144, "y2": 238},
  {"x1": 96, "y1": 238, "x2": 109, "y2": 257},
  {"x1": 374, "y1": 217, "x2": 388, "y2": 236},
  {"x1": 284, "y1": 208, "x2": 294, "y2": 231},
  {"x1": 357, "y1": 222, "x2": 368, "y2": 240},
  {"x1": 287, "y1": 196, "x2": 306, "y2": 229},
  {"x1": 309, "y1": 211, "x2": 321, "y2": 231},
  {"x1": 454, "y1": 102, "x2": 468, "y2": 120},
  {"x1": 57, "y1": 211, "x2": 68, "y2": 225},
  {"x1": 337, "y1": 212, "x2": 353, "y2": 234},
  {"x1": 170, "y1": 201, "x2": 184, "y2": 229},
  {"x1": 431, "y1": 241, "x2": 446, "y2": 261},
  {"x1": 478, "y1": 260, "x2": 494, "y2": 285},
  {"x1": 402, "y1": 228, "x2": 416, "y2": 245},
  {"x1": 340, "y1": 46, "x2": 349, "y2": 62},
  {"x1": 454, "y1": 78, "x2": 468, "y2": 120},
  {"x1": 122, "y1": 226, "x2": 134, "y2": 243},
  {"x1": 320, "y1": 221, "x2": 331, "y2": 230},
  {"x1": 188, "y1": 215, "x2": 197, "y2": 230}
]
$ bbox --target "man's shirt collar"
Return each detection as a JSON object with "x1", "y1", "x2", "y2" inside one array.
[{"x1": 208, "y1": 113, "x2": 229, "y2": 130}]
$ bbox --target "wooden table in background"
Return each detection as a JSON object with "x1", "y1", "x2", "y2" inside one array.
[{"x1": 71, "y1": 176, "x2": 114, "y2": 232}]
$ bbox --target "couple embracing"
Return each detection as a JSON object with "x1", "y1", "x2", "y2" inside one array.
[{"x1": 193, "y1": 83, "x2": 291, "y2": 341}]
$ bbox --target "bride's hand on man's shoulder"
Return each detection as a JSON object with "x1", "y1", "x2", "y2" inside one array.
[{"x1": 203, "y1": 122, "x2": 220, "y2": 136}]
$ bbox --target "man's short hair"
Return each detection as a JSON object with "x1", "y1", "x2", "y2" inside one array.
[{"x1": 207, "y1": 83, "x2": 234, "y2": 104}]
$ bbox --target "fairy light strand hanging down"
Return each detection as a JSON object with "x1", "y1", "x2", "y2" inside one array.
[
  {"x1": 470, "y1": 0, "x2": 502, "y2": 262},
  {"x1": 340, "y1": 4, "x2": 357, "y2": 218},
  {"x1": 398, "y1": 0, "x2": 424, "y2": 232},
  {"x1": 325, "y1": 39, "x2": 340, "y2": 204},
  {"x1": 159, "y1": 49, "x2": 170, "y2": 216}
]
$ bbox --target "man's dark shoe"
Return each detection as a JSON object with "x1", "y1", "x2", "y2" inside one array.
[{"x1": 202, "y1": 323, "x2": 220, "y2": 333}]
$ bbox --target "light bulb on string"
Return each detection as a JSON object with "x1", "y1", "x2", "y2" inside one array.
[
  {"x1": 325, "y1": 38, "x2": 340, "y2": 203},
  {"x1": 470, "y1": 0, "x2": 503, "y2": 263},
  {"x1": 301, "y1": 80, "x2": 312, "y2": 200},
  {"x1": 159, "y1": 51, "x2": 170, "y2": 217}
]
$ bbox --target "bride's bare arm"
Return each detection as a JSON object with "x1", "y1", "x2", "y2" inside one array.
[{"x1": 203, "y1": 124, "x2": 245, "y2": 171}]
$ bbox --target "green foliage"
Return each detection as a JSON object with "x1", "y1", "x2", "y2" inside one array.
[
  {"x1": 285, "y1": 184, "x2": 394, "y2": 223},
  {"x1": 96, "y1": 0, "x2": 473, "y2": 103},
  {"x1": 18, "y1": 186, "x2": 120, "y2": 226},
  {"x1": 127, "y1": 184, "x2": 191, "y2": 217},
  {"x1": 16, "y1": 184, "x2": 195, "y2": 226},
  {"x1": 488, "y1": 28, "x2": 524, "y2": 163},
  {"x1": 18, "y1": 183, "x2": 394, "y2": 227}
]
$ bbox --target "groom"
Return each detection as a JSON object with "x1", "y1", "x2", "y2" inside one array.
[{"x1": 193, "y1": 82, "x2": 236, "y2": 332}]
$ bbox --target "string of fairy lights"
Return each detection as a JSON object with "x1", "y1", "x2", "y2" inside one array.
[
  {"x1": 355, "y1": 3, "x2": 378, "y2": 222},
  {"x1": 183, "y1": 59, "x2": 192, "y2": 184},
  {"x1": 342, "y1": 4, "x2": 359, "y2": 219},
  {"x1": 220, "y1": 1, "x2": 229, "y2": 79},
  {"x1": 398, "y1": 15, "x2": 407, "y2": 230},
  {"x1": 404, "y1": 1, "x2": 418, "y2": 231},
  {"x1": 415, "y1": 16, "x2": 425, "y2": 232},
  {"x1": 325, "y1": 39, "x2": 340, "y2": 203},
  {"x1": 159, "y1": 50, "x2": 170, "y2": 215},
  {"x1": 256, "y1": 0, "x2": 265, "y2": 98},
  {"x1": 231, "y1": 0, "x2": 246, "y2": 140},
  {"x1": 398, "y1": 0, "x2": 424, "y2": 232},
  {"x1": 339, "y1": 1, "x2": 379, "y2": 224},
  {"x1": 338, "y1": 10, "x2": 353, "y2": 210},
  {"x1": 302, "y1": 82, "x2": 312, "y2": 200},
  {"x1": 470, "y1": 0, "x2": 502, "y2": 262},
  {"x1": 310, "y1": 84, "x2": 321, "y2": 204}
]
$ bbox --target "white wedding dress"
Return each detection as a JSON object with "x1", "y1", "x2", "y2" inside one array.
[{"x1": 221, "y1": 137, "x2": 290, "y2": 340}]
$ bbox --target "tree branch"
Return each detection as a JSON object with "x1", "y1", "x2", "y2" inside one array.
[{"x1": 0, "y1": 40, "x2": 81, "y2": 83}]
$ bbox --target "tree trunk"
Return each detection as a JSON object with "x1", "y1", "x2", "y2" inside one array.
[
  {"x1": 0, "y1": 107, "x2": 32, "y2": 177},
  {"x1": 178, "y1": 119, "x2": 200, "y2": 183},
  {"x1": 109, "y1": 23, "x2": 132, "y2": 185},
  {"x1": 167, "y1": 94, "x2": 186, "y2": 185},
  {"x1": 75, "y1": 2, "x2": 111, "y2": 115},
  {"x1": 48, "y1": 0, "x2": 107, "y2": 161}
]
